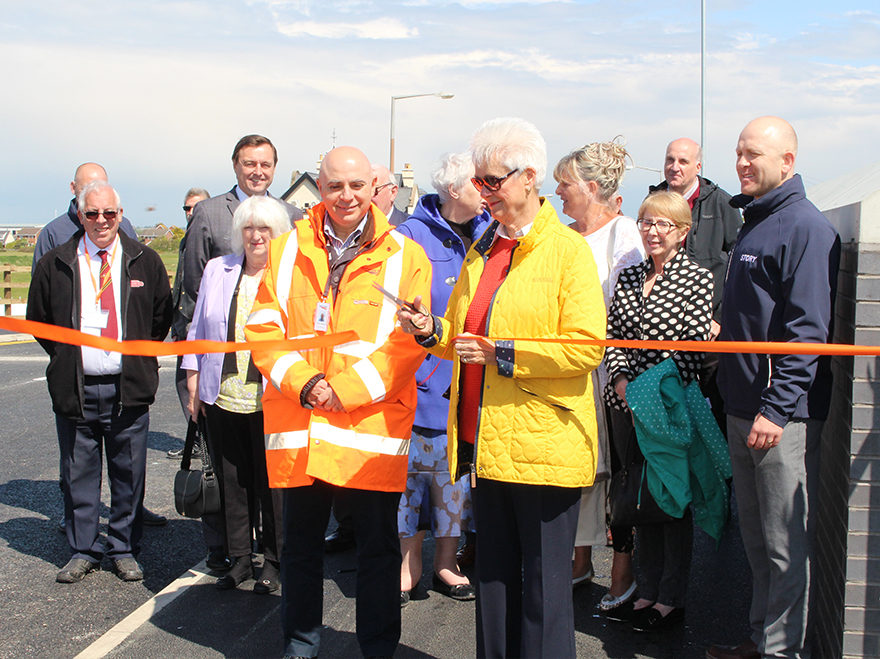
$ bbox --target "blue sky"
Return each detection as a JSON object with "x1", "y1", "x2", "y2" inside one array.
[{"x1": 2, "y1": 0, "x2": 879, "y2": 226}]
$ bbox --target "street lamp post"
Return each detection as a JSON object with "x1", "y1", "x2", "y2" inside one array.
[{"x1": 389, "y1": 92, "x2": 454, "y2": 173}]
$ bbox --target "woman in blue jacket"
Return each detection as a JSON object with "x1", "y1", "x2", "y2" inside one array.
[{"x1": 395, "y1": 152, "x2": 492, "y2": 605}]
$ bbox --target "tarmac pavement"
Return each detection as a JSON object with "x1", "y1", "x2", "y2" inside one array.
[{"x1": 0, "y1": 337, "x2": 752, "y2": 658}]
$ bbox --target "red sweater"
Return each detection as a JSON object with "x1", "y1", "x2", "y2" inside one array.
[{"x1": 457, "y1": 235, "x2": 516, "y2": 444}]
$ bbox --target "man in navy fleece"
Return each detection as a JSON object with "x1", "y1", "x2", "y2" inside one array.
[{"x1": 707, "y1": 117, "x2": 840, "y2": 659}]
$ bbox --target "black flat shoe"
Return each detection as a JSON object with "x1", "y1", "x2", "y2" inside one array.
[
  {"x1": 432, "y1": 573, "x2": 475, "y2": 601},
  {"x1": 253, "y1": 560, "x2": 279, "y2": 594},
  {"x1": 216, "y1": 556, "x2": 253, "y2": 590},
  {"x1": 632, "y1": 606, "x2": 685, "y2": 632},
  {"x1": 206, "y1": 549, "x2": 232, "y2": 571},
  {"x1": 400, "y1": 589, "x2": 411, "y2": 607},
  {"x1": 603, "y1": 598, "x2": 638, "y2": 622}
]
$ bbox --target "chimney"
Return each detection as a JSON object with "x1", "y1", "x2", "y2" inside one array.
[{"x1": 401, "y1": 163, "x2": 415, "y2": 189}]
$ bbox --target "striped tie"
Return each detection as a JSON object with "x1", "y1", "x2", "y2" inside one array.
[{"x1": 97, "y1": 250, "x2": 118, "y2": 340}]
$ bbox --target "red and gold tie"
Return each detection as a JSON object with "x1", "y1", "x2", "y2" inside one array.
[{"x1": 97, "y1": 250, "x2": 118, "y2": 340}]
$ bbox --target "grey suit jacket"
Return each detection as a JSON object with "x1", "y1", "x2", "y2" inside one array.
[{"x1": 182, "y1": 187, "x2": 301, "y2": 303}]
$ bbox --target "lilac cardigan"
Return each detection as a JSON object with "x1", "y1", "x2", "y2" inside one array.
[{"x1": 181, "y1": 253, "x2": 244, "y2": 405}]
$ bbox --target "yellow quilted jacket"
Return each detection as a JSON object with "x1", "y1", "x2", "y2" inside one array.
[{"x1": 427, "y1": 200, "x2": 606, "y2": 487}]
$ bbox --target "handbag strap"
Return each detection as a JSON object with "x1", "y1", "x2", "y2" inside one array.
[
  {"x1": 180, "y1": 420, "x2": 198, "y2": 471},
  {"x1": 196, "y1": 415, "x2": 216, "y2": 478}
]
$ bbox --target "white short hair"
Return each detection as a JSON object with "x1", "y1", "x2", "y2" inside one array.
[
  {"x1": 77, "y1": 180, "x2": 121, "y2": 210},
  {"x1": 469, "y1": 117, "x2": 547, "y2": 190},
  {"x1": 231, "y1": 196, "x2": 292, "y2": 255},
  {"x1": 431, "y1": 152, "x2": 475, "y2": 203}
]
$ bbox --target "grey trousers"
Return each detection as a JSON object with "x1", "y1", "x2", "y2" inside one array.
[{"x1": 727, "y1": 415, "x2": 821, "y2": 659}]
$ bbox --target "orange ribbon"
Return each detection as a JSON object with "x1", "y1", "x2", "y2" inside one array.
[
  {"x1": 0, "y1": 317, "x2": 357, "y2": 356},
  {"x1": 459, "y1": 335, "x2": 880, "y2": 357},
  {"x1": 2, "y1": 316, "x2": 876, "y2": 357}
]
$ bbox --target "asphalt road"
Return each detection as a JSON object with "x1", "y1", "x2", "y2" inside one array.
[{"x1": 0, "y1": 338, "x2": 752, "y2": 658}]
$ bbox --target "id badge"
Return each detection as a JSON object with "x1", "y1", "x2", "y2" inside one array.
[
  {"x1": 82, "y1": 306, "x2": 109, "y2": 330},
  {"x1": 313, "y1": 301, "x2": 330, "y2": 332}
]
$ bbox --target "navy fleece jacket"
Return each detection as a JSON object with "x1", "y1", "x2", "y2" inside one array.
[{"x1": 717, "y1": 174, "x2": 840, "y2": 427}]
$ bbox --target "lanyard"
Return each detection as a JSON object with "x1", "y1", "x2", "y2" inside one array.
[{"x1": 83, "y1": 238, "x2": 119, "y2": 306}]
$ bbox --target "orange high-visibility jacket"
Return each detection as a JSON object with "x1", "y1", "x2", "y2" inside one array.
[{"x1": 245, "y1": 203, "x2": 432, "y2": 492}]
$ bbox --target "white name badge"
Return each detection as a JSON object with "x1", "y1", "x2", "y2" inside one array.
[
  {"x1": 82, "y1": 307, "x2": 110, "y2": 330},
  {"x1": 313, "y1": 301, "x2": 330, "y2": 332}
]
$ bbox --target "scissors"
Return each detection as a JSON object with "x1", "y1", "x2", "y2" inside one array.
[{"x1": 372, "y1": 282, "x2": 421, "y2": 313}]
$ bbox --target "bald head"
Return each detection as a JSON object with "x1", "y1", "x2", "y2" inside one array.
[
  {"x1": 736, "y1": 116, "x2": 798, "y2": 199},
  {"x1": 318, "y1": 147, "x2": 376, "y2": 238},
  {"x1": 664, "y1": 138, "x2": 702, "y2": 195},
  {"x1": 71, "y1": 162, "x2": 108, "y2": 199},
  {"x1": 371, "y1": 164, "x2": 398, "y2": 215}
]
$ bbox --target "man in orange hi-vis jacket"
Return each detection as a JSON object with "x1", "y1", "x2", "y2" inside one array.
[{"x1": 245, "y1": 146, "x2": 431, "y2": 659}]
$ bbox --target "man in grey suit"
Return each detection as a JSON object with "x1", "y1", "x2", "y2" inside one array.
[
  {"x1": 183, "y1": 134, "x2": 301, "y2": 303},
  {"x1": 371, "y1": 164, "x2": 408, "y2": 226},
  {"x1": 180, "y1": 134, "x2": 301, "y2": 571}
]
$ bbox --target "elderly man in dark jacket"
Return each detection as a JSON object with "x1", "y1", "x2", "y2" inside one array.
[{"x1": 28, "y1": 181, "x2": 172, "y2": 584}]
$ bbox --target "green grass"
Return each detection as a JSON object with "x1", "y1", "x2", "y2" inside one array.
[{"x1": 0, "y1": 247, "x2": 178, "y2": 303}]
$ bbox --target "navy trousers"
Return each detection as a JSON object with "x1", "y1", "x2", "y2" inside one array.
[
  {"x1": 281, "y1": 480, "x2": 401, "y2": 658},
  {"x1": 473, "y1": 478, "x2": 581, "y2": 659},
  {"x1": 56, "y1": 377, "x2": 148, "y2": 562}
]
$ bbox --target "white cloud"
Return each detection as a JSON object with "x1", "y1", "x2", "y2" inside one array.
[{"x1": 275, "y1": 17, "x2": 417, "y2": 38}]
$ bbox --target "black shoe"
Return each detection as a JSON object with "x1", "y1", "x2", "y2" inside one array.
[
  {"x1": 113, "y1": 557, "x2": 144, "y2": 582},
  {"x1": 432, "y1": 573, "x2": 475, "y2": 601},
  {"x1": 216, "y1": 556, "x2": 253, "y2": 590},
  {"x1": 400, "y1": 589, "x2": 411, "y2": 608},
  {"x1": 253, "y1": 560, "x2": 279, "y2": 594},
  {"x1": 632, "y1": 606, "x2": 685, "y2": 632},
  {"x1": 56, "y1": 558, "x2": 98, "y2": 583},
  {"x1": 603, "y1": 598, "x2": 637, "y2": 622},
  {"x1": 324, "y1": 527, "x2": 355, "y2": 553},
  {"x1": 142, "y1": 507, "x2": 167, "y2": 526},
  {"x1": 57, "y1": 518, "x2": 66, "y2": 534},
  {"x1": 206, "y1": 549, "x2": 232, "y2": 571}
]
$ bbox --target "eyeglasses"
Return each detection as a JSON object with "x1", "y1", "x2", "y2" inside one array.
[
  {"x1": 471, "y1": 169, "x2": 519, "y2": 192},
  {"x1": 636, "y1": 218, "x2": 676, "y2": 234},
  {"x1": 373, "y1": 182, "x2": 395, "y2": 196},
  {"x1": 83, "y1": 210, "x2": 119, "y2": 221},
  {"x1": 182, "y1": 205, "x2": 193, "y2": 212}
]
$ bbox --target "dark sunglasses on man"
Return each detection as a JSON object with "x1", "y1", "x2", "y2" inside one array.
[{"x1": 83, "y1": 210, "x2": 119, "y2": 220}]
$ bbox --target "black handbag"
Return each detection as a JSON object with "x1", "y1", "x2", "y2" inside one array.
[
  {"x1": 173, "y1": 419, "x2": 221, "y2": 518},
  {"x1": 608, "y1": 425, "x2": 676, "y2": 527}
]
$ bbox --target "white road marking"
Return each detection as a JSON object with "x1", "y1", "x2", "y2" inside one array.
[{"x1": 74, "y1": 561, "x2": 214, "y2": 659}]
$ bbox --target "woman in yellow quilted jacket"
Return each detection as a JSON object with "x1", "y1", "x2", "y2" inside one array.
[{"x1": 399, "y1": 117, "x2": 606, "y2": 659}]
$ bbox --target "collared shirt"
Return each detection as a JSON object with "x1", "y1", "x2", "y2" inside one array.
[
  {"x1": 494, "y1": 220, "x2": 533, "y2": 241},
  {"x1": 78, "y1": 234, "x2": 123, "y2": 375},
  {"x1": 234, "y1": 186, "x2": 269, "y2": 203},
  {"x1": 323, "y1": 214, "x2": 368, "y2": 260},
  {"x1": 682, "y1": 179, "x2": 700, "y2": 209}
]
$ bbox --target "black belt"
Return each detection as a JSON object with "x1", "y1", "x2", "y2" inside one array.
[{"x1": 83, "y1": 374, "x2": 121, "y2": 385}]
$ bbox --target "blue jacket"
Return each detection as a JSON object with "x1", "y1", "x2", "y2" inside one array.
[
  {"x1": 396, "y1": 194, "x2": 492, "y2": 430},
  {"x1": 718, "y1": 175, "x2": 840, "y2": 426},
  {"x1": 33, "y1": 200, "x2": 137, "y2": 273}
]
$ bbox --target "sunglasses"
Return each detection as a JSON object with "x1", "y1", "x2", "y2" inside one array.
[
  {"x1": 183, "y1": 205, "x2": 194, "y2": 212},
  {"x1": 83, "y1": 210, "x2": 119, "y2": 221},
  {"x1": 471, "y1": 169, "x2": 519, "y2": 192}
]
